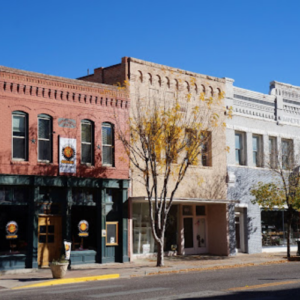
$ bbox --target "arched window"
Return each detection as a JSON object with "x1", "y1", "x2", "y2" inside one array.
[
  {"x1": 81, "y1": 119, "x2": 94, "y2": 164},
  {"x1": 102, "y1": 122, "x2": 114, "y2": 166},
  {"x1": 12, "y1": 111, "x2": 28, "y2": 160},
  {"x1": 38, "y1": 114, "x2": 52, "y2": 162}
]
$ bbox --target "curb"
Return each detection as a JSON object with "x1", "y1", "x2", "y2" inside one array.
[
  {"x1": 138, "y1": 260, "x2": 288, "y2": 277},
  {"x1": 12, "y1": 274, "x2": 120, "y2": 290}
]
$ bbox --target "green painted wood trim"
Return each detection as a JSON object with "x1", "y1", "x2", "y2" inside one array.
[{"x1": 0, "y1": 175, "x2": 129, "y2": 189}]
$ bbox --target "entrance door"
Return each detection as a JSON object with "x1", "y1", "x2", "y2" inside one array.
[
  {"x1": 183, "y1": 205, "x2": 207, "y2": 254},
  {"x1": 194, "y1": 217, "x2": 206, "y2": 251},
  {"x1": 38, "y1": 216, "x2": 62, "y2": 267},
  {"x1": 183, "y1": 217, "x2": 194, "y2": 253}
]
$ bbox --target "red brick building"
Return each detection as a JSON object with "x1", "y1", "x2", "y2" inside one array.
[{"x1": 0, "y1": 66, "x2": 130, "y2": 270}]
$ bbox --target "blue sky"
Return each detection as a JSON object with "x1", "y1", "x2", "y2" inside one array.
[{"x1": 1, "y1": 0, "x2": 299, "y2": 94}]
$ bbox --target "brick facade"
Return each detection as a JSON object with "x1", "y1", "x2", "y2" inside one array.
[{"x1": 0, "y1": 66, "x2": 130, "y2": 179}]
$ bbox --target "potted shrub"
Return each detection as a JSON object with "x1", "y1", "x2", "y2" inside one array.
[{"x1": 49, "y1": 256, "x2": 69, "y2": 279}]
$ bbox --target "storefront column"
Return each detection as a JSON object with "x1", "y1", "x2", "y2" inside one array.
[
  {"x1": 62, "y1": 188, "x2": 72, "y2": 243},
  {"x1": 121, "y1": 187, "x2": 129, "y2": 262},
  {"x1": 96, "y1": 188, "x2": 102, "y2": 263},
  {"x1": 100, "y1": 188, "x2": 108, "y2": 263},
  {"x1": 28, "y1": 185, "x2": 39, "y2": 268},
  {"x1": 228, "y1": 203, "x2": 236, "y2": 255}
]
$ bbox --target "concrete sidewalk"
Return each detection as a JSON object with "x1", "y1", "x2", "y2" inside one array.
[{"x1": 0, "y1": 252, "x2": 294, "y2": 290}]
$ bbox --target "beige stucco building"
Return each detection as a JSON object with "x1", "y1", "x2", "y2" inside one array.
[{"x1": 79, "y1": 57, "x2": 236, "y2": 258}]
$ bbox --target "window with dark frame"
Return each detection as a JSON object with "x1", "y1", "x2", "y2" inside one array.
[
  {"x1": 81, "y1": 120, "x2": 93, "y2": 164},
  {"x1": 38, "y1": 114, "x2": 52, "y2": 162},
  {"x1": 282, "y1": 139, "x2": 293, "y2": 170},
  {"x1": 201, "y1": 132, "x2": 211, "y2": 167},
  {"x1": 102, "y1": 122, "x2": 114, "y2": 166},
  {"x1": 269, "y1": 137, "x2": 277, "y2": 169},
  {"x1": 12, "y1": 111, "x2": 28, "y2": 160}
]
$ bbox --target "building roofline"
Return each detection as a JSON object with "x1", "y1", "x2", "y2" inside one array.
[
  {"x1": 126, "y1": 57, "x2": 225, "y2": 83},
  {"x1": 0, "y1": 65, "x2": 123, "y2": 93}
]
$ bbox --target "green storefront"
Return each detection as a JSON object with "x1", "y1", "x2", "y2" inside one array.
[{"x1": 0, "y1": 175, "x2": 129, "y2": 270}]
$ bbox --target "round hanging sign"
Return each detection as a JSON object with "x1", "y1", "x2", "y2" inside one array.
[
  {"x1": 78, "y1": 220, "x2": 89, "y2": 237},
  {"x1": 6, "y1": 221, "x2": 18, "y2": 239}
]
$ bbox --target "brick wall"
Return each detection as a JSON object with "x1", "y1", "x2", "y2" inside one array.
[{"x1": 0, "y1": 66, "x2": 130, "y2": 179}]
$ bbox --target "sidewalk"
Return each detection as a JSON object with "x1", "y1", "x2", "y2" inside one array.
[{"x1": 0, "y1": 252, "x2": 294, "y2": 290}]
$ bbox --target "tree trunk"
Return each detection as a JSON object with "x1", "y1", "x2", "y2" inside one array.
[{"x1": 156, "y1": 240, "x2": 164, "y2": 267}]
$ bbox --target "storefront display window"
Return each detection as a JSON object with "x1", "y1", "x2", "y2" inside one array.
[
  {"x1": 261, "y1": 210, "x2": 300, "y2": 247},
  {"x1": 71, "y1": 206, "x2": 97, "y2": 251},
  {"x1": 132, "y1": 203, "x2": 178, "y2": 254},
  {"x1": 133, "y1": 203, "x2": 155, "y2": 254},
  {"x1": 0, "y1": 186, "x2": 29, "y2": 203},
  {"x1": 0, "y1": 206, "x2": 28, "y2": 255},
  {"x1": 72, "y1": 188, "x2": 96, "y2": 205}
]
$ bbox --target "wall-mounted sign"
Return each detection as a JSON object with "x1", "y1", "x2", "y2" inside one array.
[
  {"x1": 106, "y1": 222, "x2": 118, "y2": 246},
  {"x1": 6, "y1": 221, "x2": 18, "y2": 239},
  {"x1": 101, "y1": 229, "x2": 106, "y2": 237},
  {"x1": 64, "y1": 240, "x2": 72, "y2": 260},
  {"x1": 58, "y1": 118, "x2": 76, "y2": 129},
  {"x1": 59, "y1": 137, "x2": 76, "y2": 173},
  {"x1": 78, "y1": 220, "x2": 89, "y2": 237}
]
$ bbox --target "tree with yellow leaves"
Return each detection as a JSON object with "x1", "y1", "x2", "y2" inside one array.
[
  {"x1": 251, "y1": 144, "x2": 300, "y2": 258},
  {"x1": 116, "y1": 78, "x2": 228, "y2": 266}
]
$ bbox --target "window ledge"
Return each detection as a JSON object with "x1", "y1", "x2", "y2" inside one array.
[
  {"x1": 230, "y1": 164, "x2": 268, "y2": 170},
  {"x1": 102, "y1": 165, "x2": 115, "y2": 169},
  {"x1": 37, "y1": 161, "x2": 53, "y2": 165},
  {"x1": 189, "y1": 165, "x2": 212, "y2": 169},
  {"x1": 11, "y1": 160, "x2": 29, "y2": 165},
  {"x1": 80, "y1": 163, "x2": 94, "y2": 168}
]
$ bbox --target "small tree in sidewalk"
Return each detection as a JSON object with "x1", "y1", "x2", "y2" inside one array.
[
  {"x1": 250, "y1": 142, "x2": 300, "y2": 258},
  {"x1": 116, "y1": 81, "x2": 228, "y2": 267}
]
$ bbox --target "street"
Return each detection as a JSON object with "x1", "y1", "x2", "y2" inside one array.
[{"x1": 1, "y1": 262, "x2": 300, "y2": 299}]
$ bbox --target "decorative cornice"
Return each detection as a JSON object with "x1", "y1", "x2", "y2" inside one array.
[
  {"x1": 128, "y1": 57, "x2": 225, "y2": 84},
  {"x1": 0, "y1": 66, "x2": 128, "y2": 99}
]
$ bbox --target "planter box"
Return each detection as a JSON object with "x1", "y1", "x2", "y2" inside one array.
[
  {"x1": 49, "y1": 262, "x2": 68, "y2": 279},
  {"x1": 70, "y1": 250, "x2": 96, "y2": 265}
]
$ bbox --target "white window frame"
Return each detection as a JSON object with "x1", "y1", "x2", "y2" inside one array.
[
  {"x1": 12, "y1": 111, "x2": 28, "y2": 161},
  {"x1": 235, "y1": 131, "x2": 246, "y2": 165},
  {"x1": 81, "y1": 119, "x2": 93, "y2": 165},
  {"x1": 252, "y1": 134, "x2": 263, "y2": 167},
  {"x1": 102, "y1": 122, "x2": 114, "y2": 166},
  {"x1": 38, "y1": 114, "x2": 52, "y2": 162}
]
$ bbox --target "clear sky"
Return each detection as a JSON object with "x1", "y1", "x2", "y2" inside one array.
[{"x1": 1, "y1": 0, "x2": 299, "y2": 94}]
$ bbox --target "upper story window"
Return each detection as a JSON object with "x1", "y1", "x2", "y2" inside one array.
[
  {"x1": 201, "y1": 132, "x2": 211, "y2": 167},
  {"x1": 12, "y1": 111, "x2": 28, "y2": 160},
  {"x1": 102, "y1": 122, "x2": 114, "y2": 166},
  {"x1": 269, "y1": 137, "x2": 277, "y2": 168},
  {"x1": 235, "y1": 132, "x2": 246, "y2": 165},
  {"x1": 252, "y1": 135, "x2": 263, "y2": 167},
  {"x1": 81, "y1": 120, "x2": 94, "y2": 165},
  {"x1": 282, "y1": 139, "x2": 293, "y2": 170},
  {"x1": 38, "y1": 114, "x2": 52, "y2": 162}
]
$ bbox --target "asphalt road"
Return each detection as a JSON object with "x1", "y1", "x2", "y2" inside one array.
[{"x1": 1, "y1": 262, "x2": 300, "y2": 300}]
